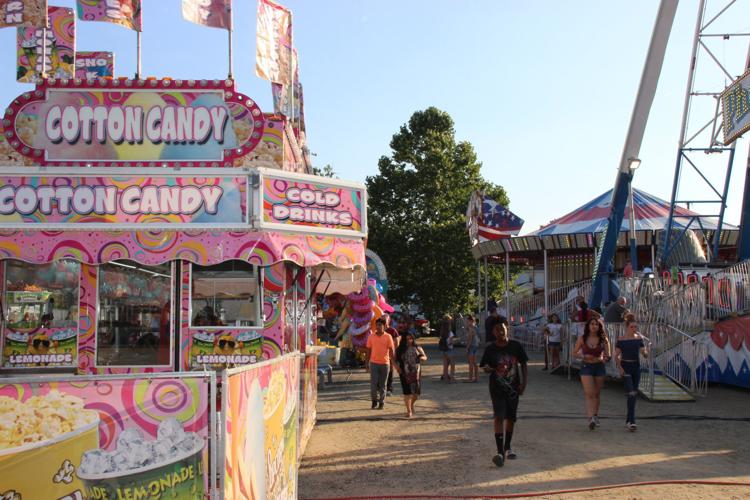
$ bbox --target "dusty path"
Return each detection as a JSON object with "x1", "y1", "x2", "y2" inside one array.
[{"x1": 299, "y1": 338, "x2": 750, "y2": 500}]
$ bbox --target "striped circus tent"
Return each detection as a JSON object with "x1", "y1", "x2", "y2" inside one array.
[{"x1": 530, "y1": 188, "x2": 735, "y2": 236}]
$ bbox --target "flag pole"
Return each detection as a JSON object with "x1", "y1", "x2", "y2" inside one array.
[
  {"x1": 289, "y1": 10, "x2": 295, "y2": 129},
  {"x1": 40, "y1": 27, "x2": 47, "y2": 80},
  {"x1": 228, "y1": 2, "x2": 233, "y2": 79},
  {"x1": 136, "y1": 30, "x2": 141, "y2": 78}
]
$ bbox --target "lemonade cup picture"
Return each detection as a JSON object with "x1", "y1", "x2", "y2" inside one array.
[{"x1": 77, "y1": 418, "x2": 207, "y2": 500}]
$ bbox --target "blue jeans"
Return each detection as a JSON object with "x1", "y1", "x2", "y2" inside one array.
[{"x1": 622, "y1": 361, "x2": 640, "y2": 424}]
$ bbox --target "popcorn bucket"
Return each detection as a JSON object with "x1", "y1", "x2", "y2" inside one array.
[
  {"x1": 77, "y1": 442, "x2": 207, "y2": 500},
  {"x1": 0, "y1": 418, "x2": 99, "y2": 499}
]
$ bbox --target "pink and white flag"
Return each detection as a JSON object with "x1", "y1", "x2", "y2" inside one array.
[
  {"x1": 255, "y1": 0, "x2": 292, "y2": 85},
  {"x1": 76, "y1": 0, "x2": 141, "y2": 31},
  {"x1": 181, "y1": 0, "x2": 230, "y2": 30}
]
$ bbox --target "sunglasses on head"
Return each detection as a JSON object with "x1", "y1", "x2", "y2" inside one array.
[
  {"x1": 32, "y1": 339, "x2": 50, "y2": 348},
  {"x1": 218, "y1": 340, "x2": 236, "y2": 348}
]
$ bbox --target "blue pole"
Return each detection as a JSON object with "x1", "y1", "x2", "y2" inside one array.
[{"x1": 591, "y1": 170, "x2": 633, "y2": 309}]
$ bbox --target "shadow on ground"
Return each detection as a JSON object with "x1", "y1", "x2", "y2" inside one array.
[{"x1": 299, "y1": 338, "x2": 750, "y2": 499}]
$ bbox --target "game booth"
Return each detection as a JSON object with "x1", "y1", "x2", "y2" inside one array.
[{"x1": 0, "y1": 78, "x2": 367, "y2": 499}]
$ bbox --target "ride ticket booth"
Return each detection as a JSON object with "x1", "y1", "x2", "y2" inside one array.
[{"x1": 0, "y1": 78, "x2": 367, "y2": 375}]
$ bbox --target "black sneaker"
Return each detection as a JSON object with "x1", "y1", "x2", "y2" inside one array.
[
  {"x1": 371, "y1": 401, "x2": 377, "y2": 409},
  {"x1": 378, "y1": 401, "x2": 384, "y2": 410},
  {"x1": 492, "y1": 453, "x2": 505, "y2": 467}
]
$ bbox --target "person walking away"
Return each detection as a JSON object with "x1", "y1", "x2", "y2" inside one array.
[
  {"x1": 395, "y1": 332, "x2": 427, "y2": 417},
  {"x1": 383, "y1": 314, "x2": 400, "y2": 396},
  {"x1": 438, "y1": 315, "x2": 456, "y2": 382},
  {"x1": 615, "y1": 318, "x2": 649, "y2": 431},
  {"x1": 604, "y1": 296, "x2": 627, "y2": 323},
  {"x1": 480, "y1": 323, "x2": 528, "y2": 467},
  {"x1": 365, "y1": 317, "x2": 396, "y2": 409},
  {"x1": 465, "y1": 315, "x2": 480, "y2": 382},
  {"x1": 576, "y1": 301, "x2": 594, "y2": 323},
  {"x1": 623, "y1": 259, "x2": 633, "y2": 279},
  {"x1": 544, "y1": 314, "x2": 563, "y2": 370},
  {"x1": 574, "y1": 318, "x2": 611, "y2": 430}
]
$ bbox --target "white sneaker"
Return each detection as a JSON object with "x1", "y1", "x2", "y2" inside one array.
[
  {"x1": 626, "y1": 422, "x2": 637, "y2": 432},
  {"x1": 593, "y1": 416, "x2": 600, "y2": 426}
]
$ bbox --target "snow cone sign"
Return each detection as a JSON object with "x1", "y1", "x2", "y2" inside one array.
[
  {"x1": 259, "y1": 169, "x2": 367, "y2": 238},
  {"x1": 3, "y1": 78, "x2": 264, "y2": 166}
]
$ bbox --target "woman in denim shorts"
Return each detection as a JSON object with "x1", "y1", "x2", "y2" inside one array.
[{"x1": 574, "y1": 318, "x2": 611, "y2": 430}]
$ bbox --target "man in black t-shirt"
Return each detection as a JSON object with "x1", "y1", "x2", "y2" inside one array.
[{"x1": 480, "y1": 322, "x2": 528, "y2": 467}]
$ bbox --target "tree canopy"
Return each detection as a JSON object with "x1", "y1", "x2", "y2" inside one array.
[{"x1": 366, "y1": 107, "x2": 510, "y2": 321}]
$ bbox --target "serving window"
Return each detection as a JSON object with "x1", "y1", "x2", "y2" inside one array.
[
  {"x1": 4, "y1": 260, "x2": 80, "y2": 330},
  {"x1": 96, "y1": 260, "x2": 173, "y2": 367},
  {"x1": 190, "y1": 261, "x2": 261, "y2": 328},
  {"x1": 2, "y1": 260, "x2": 80, "y2": 368}
]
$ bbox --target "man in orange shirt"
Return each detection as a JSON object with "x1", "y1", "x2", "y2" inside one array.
[{"x1": 366, "y1": 317, "x2": 396, "y2": 409}]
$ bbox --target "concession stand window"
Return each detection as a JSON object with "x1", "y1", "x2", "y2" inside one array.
[
  {"x1": 190, "y1": 261, "x2": 262, "y2": 328},
  {"x1": 4, "y1": 260, "x2": 80, "y2": 330},
  {"x1": 96, "y1": 260, "x2": 174, "y2": 368},
  {"x1": 2, "y1": 260, "x2": 80, "y2": 367}
]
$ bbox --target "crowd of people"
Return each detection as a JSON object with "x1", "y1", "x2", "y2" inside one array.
[{"x1": 360, "y1": 299, "x2": 650, "y2": 468}]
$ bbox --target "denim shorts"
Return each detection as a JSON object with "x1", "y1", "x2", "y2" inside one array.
[
  {"x1": 548, "y1": 341, "x2": 561, "y2": 347},
  {"x1": 467, "y1": 345, "x2": 478, "y2": 356},
  {"x1": 580, "y1": 362, "x2": 606, "y2": 377}
]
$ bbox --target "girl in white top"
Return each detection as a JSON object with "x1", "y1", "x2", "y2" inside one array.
[
  {"x1": 544, "y1": 313, "x2": 563, "y2": 370},
  {"x1": 465, "y1": 315, "x2": 480, "y2": 382}
]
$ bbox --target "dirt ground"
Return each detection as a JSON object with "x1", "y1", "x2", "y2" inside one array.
[{"x1": 298, "y1": 338, "x2": 750, "y2": 500}]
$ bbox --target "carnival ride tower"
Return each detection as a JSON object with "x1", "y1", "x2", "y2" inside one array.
[
  {"x1": 661, "y1": 0, "x2": 750, "y2": 265},
  {"x1": 590, "y1": 0, "x2": 678, "y2": 308}
]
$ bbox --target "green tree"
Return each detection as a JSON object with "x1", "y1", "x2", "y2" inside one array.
[
  {"x1": 312, "y1": 164, "x2": 336, "y2": 178},
  {"x1": 367, "y1": 107, "x2": 511, "y2": 321}
]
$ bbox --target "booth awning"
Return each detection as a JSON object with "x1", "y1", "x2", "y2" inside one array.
[
  {"x1": 0, "y1": 230, "x2": 365, "y2": 270},
  {"x1": 310, "y1": 264, "x2": 367, "y2": 295}
]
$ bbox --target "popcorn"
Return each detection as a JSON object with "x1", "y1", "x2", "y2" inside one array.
[{"x1": 0, "y1": 391, "x2": 98, "y2": 451}]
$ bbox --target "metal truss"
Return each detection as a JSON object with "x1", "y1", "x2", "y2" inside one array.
[{"x1": 661, "y1": 0, "x2": 750, "y2": 265}]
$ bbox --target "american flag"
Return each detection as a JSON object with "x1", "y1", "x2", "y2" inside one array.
[{"x1": 478, "y1": 196, "x2": 524, "y2": 241}]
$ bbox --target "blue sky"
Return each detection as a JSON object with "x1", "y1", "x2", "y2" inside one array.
[{"x1": 0, "y1": 1, "x2": 748, "y2": 233}]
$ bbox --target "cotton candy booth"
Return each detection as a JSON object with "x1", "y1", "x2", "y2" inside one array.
[{"x1": 0, "y1": 77, "x2": 367, "y2": 499}]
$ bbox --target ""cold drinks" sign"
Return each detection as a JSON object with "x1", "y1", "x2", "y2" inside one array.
[{"x1": 260, "y1": 170, "x2": 366, "y2": 238}]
